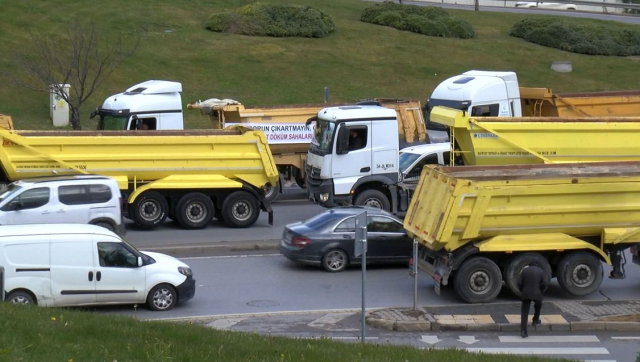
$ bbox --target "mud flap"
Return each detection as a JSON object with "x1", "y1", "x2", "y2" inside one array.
[{"x1": 263, "y1": 202, "x2": 274, "y2": 226}]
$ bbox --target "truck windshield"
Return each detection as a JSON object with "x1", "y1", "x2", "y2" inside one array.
[
  {"x1": 310, "y1": 119, "x2": 336, "y2": 155},
  {"x1": 98, "y1": 115, "x2": 128, "y2": 130},
  {"x1": 425, "y1": 99, "x2": 469, "y2": 130},
  {"x1": 0, "y1": 184, "x2": 22, "y2": 203},
  {"x1": 399, "y1": 152, "x2": 420, "y2": 173}
]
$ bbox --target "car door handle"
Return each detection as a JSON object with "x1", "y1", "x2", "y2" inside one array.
[
  {"x1": 56, "y1": 209, "x2": 66, "y2": 213},
  {"x1": 343, "y1": 235, "x2": 351, "y2": 239},
  {"x1": 96, "y1": 271, "x2": 102, "y2": 282},
  {"x1": 41, "y1": 210, "x2": 51, "y2": 214},
  {"x1": 360, "y1": 167, "x2": 370, "y2": 173},
  {"x1": 88, "y1": 271, "x2": 93, "y2": 282}
]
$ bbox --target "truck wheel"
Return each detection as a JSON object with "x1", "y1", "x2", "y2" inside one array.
[
  {"x1": 504, "y1": 253, "x2": 551, "y2": 298},
  {"x1": 130, "y1": 191, "x2": 168, "y2": 230},
  {"x1": 264, "y1": 180, "x2": 280, "y2": 203},
  {"x1": 146, "y1": 284, "x2": 177, "y2": 311},
  {"x1": 6, "y1": 290, "x2": 36, "y2": 305},
  {"x1": 175, "y1": 193, "x2": 213, "y2": 229},
  {"x1": 557, "y1": 251, "x2": 603, "y2": 296},
  {"x1": 322, "y1": 249, "x2": 349, "y2": 272},
  {"x1": 454, "y1": 257, "x2": 503, "y2": 304},
  {"x1": 221, "y1": 191, "x2": 260, "y2": 228},
  {"x1": 354, "y1": 189, "x2": 390, "y2": 211}
]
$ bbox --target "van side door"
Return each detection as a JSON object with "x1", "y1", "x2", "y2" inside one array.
[
  {"x1": 0, "y1": 187, "x2": 52, "y2": 225},
  {"x1": 49, "y1": 234, "x2": 97, "y2": 306},
  {"x1": 94, "y1": 236, "x2": 146, "y2": 303}
]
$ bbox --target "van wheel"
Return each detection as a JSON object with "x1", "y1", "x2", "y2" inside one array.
[
  {"x1": 130, "y1": 191, "x2": 168, "y2": 230},
  {"x1": 93, "y1": 221, "x2": 116, "y2": 233},
  {"x1": 147, "y1": 284, "x2": 177, "y2": 311},
  {"x1": 354, "y1": 190, "x2": 390, "y2": 211},
  {"x1": 557, "y1": 251, "x2": 603, "y2": 296},
  {"x1": 221, "y1": 191, "x2": 260, "y2": 228},
  {"x1": 175, "y1": 193, "x2": 213, "y2": 229},
  {"x1": 454, "y1": 257, "x2": 502, "y2": 304},
  {"x1": 6, "y1": 291, "x2": 36, "y2": 305},
  {"x1": 504, "y1": 253, "x2": 552, "y2": 298}
]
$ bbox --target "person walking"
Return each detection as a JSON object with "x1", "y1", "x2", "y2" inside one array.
[{"x1": 518, "y1": 261, "x2": 548, "y2": 338}]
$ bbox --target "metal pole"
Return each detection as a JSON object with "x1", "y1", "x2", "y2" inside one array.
[
  {"x1": 0, "y1": 266, "x2": 4, "y2": 302},
  {"x1": 361, "y1": 238, "x2": 367, "y2": 344},
  {"x1": 413, "y1": 240, "x2": 418, "y2": 311}
]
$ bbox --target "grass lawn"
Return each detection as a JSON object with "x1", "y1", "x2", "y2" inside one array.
[
  {"x1": 0, "y1": 303, "x2": 572, "y2": 362},
  {"x1": 0, "y1": 0, "x2": 638, "y2": 130}
]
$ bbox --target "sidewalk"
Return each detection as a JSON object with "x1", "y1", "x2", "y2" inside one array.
[
  {"x1": 366, "y1": 300, "x2": 640, "y2": 332},
  {"x1": 137, "y1": 239, "x2": 280, "y2": 256}
]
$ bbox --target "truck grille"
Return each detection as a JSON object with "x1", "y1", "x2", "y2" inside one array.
[{"x1": 306, "y1": 165, "x2": 322, "y2": 187}]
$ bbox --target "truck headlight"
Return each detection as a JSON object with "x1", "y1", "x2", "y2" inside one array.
[
  {"x1": 320, "y1": 193, "x2": 329, "y2": 202},
  {"x1": 178, "y1": 266, "x2": 193, "y2": 277}
]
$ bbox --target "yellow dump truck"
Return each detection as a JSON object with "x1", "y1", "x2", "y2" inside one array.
[
  {"x1": 0, "y1": 115, "x2": 13, "y2": 130},
  {"x1": 188, "y1": 98, "x2": 426, "y2": 201},
  {"x1": 519, "y1": 88, "x2": 640, "y2": 117},
  {"x1": 404, "y1": 162, "x2": 640, "y2": 303},
  {"x1": 0, "y1": 128, "x2": 278, "y2": 230},
  {"x1": 430, "y1": 106, "x2": 640, "y2": 166}
]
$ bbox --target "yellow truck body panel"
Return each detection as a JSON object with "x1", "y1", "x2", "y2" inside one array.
[
  {"x1": 0, "y1": 115, "x2": 13, "y2": 130},
  {"x1": 519, "y1": 88, "x2": 640, "y2": 117},
  {"x1": 0, "y1": 128, "x2": 278, "y2": 191},
  {"x1": 430, "y1": 106, "x2": 640, "y2": 166},
  {"x1": 404, "y1": 162, "x2": 640, "y2": 253}
]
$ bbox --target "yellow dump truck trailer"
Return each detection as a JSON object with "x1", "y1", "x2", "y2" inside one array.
[
  {"x1": 520, "y1": 88, "x2": 640, "y2": 117},
  {"x1": 188, "y1": 98, "x2": 426, "y2": 201},
  {"x1": 404, "y1": 162, "x2": 640, "y2": 303},
  {"x1": 430, "y1": 106, "x2": 640, "y2": 166},
  {"x1": 0, "y1": 128, "x2": 278, "y2": 230}
]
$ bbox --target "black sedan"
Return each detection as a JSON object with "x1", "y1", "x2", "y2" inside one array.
[{"x1": 279, "y1": 207, "x2": 412, "y2": 272}]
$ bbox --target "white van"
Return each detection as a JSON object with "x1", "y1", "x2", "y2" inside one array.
[
  {"x1": 0, "y1": 175, "x2": 125, "y2": 235},
  {"x1": 0, "y1": 224, "x2": 195, "y2": 311}
]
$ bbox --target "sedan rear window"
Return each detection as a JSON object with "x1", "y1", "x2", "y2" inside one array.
[{"x1": 303, "y1": 212, "x2": 344, "y2": 229}]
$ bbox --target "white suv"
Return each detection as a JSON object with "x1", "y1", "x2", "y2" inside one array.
[{"x1": 0, "y1": 175, "x2": 124, "y2": 235}]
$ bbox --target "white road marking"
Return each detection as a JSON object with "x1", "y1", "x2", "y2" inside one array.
[
  {"x1": 499, "y1": 335, "x2": 600, "y2": 343},
  {"x1": 458, "y1": 335, "x2": 479, "y2": 344},
  {"x1": 308, "y1": 313, "x2": 358, "y2": 331},
  {"x1": 206, "y1": 317, "x2": 247, "y2": 330},
  {"x1": 581, "y1": 360, "x2": 617, "y2": 362},
  {"x1": 464, "y1": 347, "x2": 609, "y2": 355},
  {"x1": 611, "y1": 336, "x2": 640, "y2": 340},
  {"x1": 181, "y1": 254, "x2": 280, "y2": 260},
  {"x1": 295, "y1": 336, "x2": 378, "y2": 340},
  {"x1": 420, "y1": 335, "x2": 443, "y2": 345}
]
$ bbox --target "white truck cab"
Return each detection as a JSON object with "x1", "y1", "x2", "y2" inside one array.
[{"x1": 91, "y1": 80, "x2": 184, "y2": 131}]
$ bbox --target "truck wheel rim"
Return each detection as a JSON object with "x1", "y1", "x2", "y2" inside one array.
[
  {"x1": 186, "y1": 202, "x2": 206, "y2": 222},
  {"x1": 140, "y1": 200, "x2": 160, "y2": 221},
  {"x1": 265, "y1": 184, "x2": 276, "y2": 198},
  {"x1": 571, "y1": 263, "x2": 594, "y2": 287},
  {"x1": 232, "y1": 201, "x2": 251, "y2": 221},
  {"x1": 325, "y1": 251, "x2": 346, "y2": 270},
  {"x1": 153, "y1": 288, "x2": 174, "y2": 310},
  {"x1": 363, "y1": 198, "x2": 382, "y2": 209},
  {"x1": 469, "y1": 270, "x2": 491, "y2": 294}
]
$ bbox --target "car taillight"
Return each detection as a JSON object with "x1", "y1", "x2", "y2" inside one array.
[{"x1": 291, "y1": 236, "x2": 310, "y2": 248}]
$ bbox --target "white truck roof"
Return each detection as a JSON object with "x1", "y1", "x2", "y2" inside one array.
[
  {"x1": 126, "y1": 80, "x2": 182, "y2": 94},
  {"x1": 101, "y1": 80, "x2": 182, "y2": 113},
  {"x1": 317, "y1": 105, "x2": 397, "y2": 121},
  {"x1": 430, "y1": 70, "x2": 521, "y2": 104}
]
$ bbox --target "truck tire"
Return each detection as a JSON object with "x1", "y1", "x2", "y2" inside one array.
[
  {"x1": 556, "y1": 251, "x2": 603, "y2": 297},
  {"x1": 175, "y1": 192, "x2": 214, "y2": 229},
  {"x1": 6, "y1": 290, "x2": 36, "y2": 305},
  {"x1": 129, "y1": 191, "x2": 168, "y2": 230},
  {"x1": 322, "y1": 249, "x2": 349, "y2": 272},
  {"x1": 354, "y1": 189, "x2": 390, "y2": 211},
  {"x1": 454, "y1": 257, "x2": 503, "y2": 304},
  {"x1": 146, "y1": 284, "x2": 177, "y2": 311},
  {"x1": 264, "y1": 179, "x2": 280, "y2": 203},
  {"x1": 504, "y1": 253, "x2": 551, "y2": 298},
  {"x1": 221, "y1": 191, "x2": 260, "y2": 228}
]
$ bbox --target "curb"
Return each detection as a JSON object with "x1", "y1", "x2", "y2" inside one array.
[{"x1": 137, "y1": 240, "x2": 280, "y2": 256}]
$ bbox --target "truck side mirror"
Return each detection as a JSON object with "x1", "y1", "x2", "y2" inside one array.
[
  {"x1": 336, "y1": 127, "x2": 350, "y2": 155},
  {"x1": 305, "y1": 116, "x2": 317, "y2": 127},
  {"x1": 131, "y1": 116, "x2": 141, "y2": 130},
  {"x1": 89, "y1": 109, "x2": 98, "y2": 119}
]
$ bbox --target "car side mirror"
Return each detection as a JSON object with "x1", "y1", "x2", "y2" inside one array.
[
  {"x1": 336, "y1": 127, "x2": 350, "y2": 155},
  {"x1": 137, "y1": 256, "x2": 143, "y2": 267}
]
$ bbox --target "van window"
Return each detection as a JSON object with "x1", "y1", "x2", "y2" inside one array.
[
  {"x1": 2, "y1": 187, "x2": 50, "y2": 211},
  {"x1": 98, "y1": 242, "x2": 138, "y2": 267},
  {"x1": 58, "y1": 184, "x2": 112, "y2": 205}
]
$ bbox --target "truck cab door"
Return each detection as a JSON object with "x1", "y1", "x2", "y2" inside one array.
[{"x1": 332, "y1": 122, "x2": 371, "y2": 196}]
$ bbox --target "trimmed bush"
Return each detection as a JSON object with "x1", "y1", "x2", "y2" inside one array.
[
  {"x1": 510, "y1": 18, "x2": 640, "y2": 56},
  {"x1": 206, "y1": 2, "x2": 335, "y2": 38},
  {"x1": 361, "y1": 1, "x2": 474, "y2": 39}
]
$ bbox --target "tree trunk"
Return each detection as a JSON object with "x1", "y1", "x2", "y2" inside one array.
[{"x1": 70, "y1": 106, "x2": 82, "y2": 130}]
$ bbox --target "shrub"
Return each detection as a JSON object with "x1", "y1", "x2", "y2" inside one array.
[
  {"x1": 206, "y1": 2, "x2": 335, "y2": 38},
  {"x1": 510, "y1": 18, "x2": 640, "y2": 56},
  {"x1": 361, "y1": 1, "x2": 474, "y2": 39}
]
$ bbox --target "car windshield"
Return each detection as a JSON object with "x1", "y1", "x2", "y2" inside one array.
[
  {"x1": 399, "y1": 152, "x2": 421, "y2": 173},
  {"x1": 0, "y1": 184, "x2": 22, "y2": 203},
  {"x1": 98, "y1": 115, "x2": 128, "y2": 130},
  {"x1": 310, "y1": 119, "x2": 336, "y2": 155},
  {"x1": 303, "y1": 211, "x2": 347, "y2": 230}
]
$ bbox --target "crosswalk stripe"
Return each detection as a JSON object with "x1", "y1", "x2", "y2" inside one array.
[
  {"x1": 499, "y1": 335, "x2": 600, "y2": 343},
  {"x1": 581, "y1": 360, "x2": 617, "y2": 362},
  {"x1": 464, "y1": 347, "x2": 609, "y2": 355},
  {"x1": 611, "y1": 336, "x2": 640, "y2": 340}
]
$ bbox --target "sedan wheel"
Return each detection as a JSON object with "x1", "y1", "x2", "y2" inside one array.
[{"x1": 322, "y1": 249, "x2": 348, "y2": 272}]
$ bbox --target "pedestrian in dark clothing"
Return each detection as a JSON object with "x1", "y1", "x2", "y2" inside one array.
[{"x1": 517, "y1": 262, "x2": 548, "y2": 338}]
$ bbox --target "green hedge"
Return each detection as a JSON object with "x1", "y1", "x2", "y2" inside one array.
[
  {"x1": 510, "y1": 18, "x2": 640, "y2": 56},
  {"x1": 361, "y1": 1, "x2": 474, "y2": 39},
  {"x1": 206, "y1": 2, "x2": 335, "y2": 38}
]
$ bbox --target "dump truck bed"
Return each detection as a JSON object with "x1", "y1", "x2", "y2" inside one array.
[
  {"x1": 0, "y1": 128, "x2": 278, "y2": 190},
  {"x1": 520, "y1": 88, "x2": 640, "y2": 117},
  {"x1": 404, "y1": 161, "x2": 640, "y2": 253},
  {"x1": 431, "y1": 106, "x2": 640, "y2": 166}
]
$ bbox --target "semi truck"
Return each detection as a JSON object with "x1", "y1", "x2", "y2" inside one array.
[
  {"x1": 404, "y1": 162, "x2": 640, "y2": 303},
  {"x1": 91, "y1": 80, "x2": 428, "y2": 202},
  {"x1": 0, "y1": 128, "x2": 278, "y2": 230}
]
